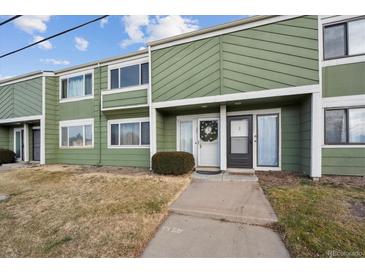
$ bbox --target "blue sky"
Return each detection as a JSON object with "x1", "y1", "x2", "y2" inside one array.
[{"x1": 0, "y1": 15, "x2": 247, "y2": 79}]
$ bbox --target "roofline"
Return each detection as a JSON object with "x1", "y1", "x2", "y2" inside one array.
[
  {"x1": 54, "y1": 49, "x2": 148, "y2": 74},
  {"x1": 148, "y1": 15, "x2": 275, "y2": 47},
  {"x1": 0, "y1": 71, "x2": 54, "y2": 86}
]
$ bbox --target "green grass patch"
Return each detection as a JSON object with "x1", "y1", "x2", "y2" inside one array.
[{"x1": 265, "y1": 184, "x2": 365, "y2": 257}]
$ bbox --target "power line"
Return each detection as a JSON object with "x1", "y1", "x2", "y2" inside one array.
[
  {"x1": 0, "y1": 15, "x2": 21, "y2": 26},
  {"x1": 0, "y1": 15, "x2": 108, "y2": 59}
]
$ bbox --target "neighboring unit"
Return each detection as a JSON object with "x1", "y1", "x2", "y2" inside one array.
[{"x1": 0, "y1": 15, "x2": 364, "y2": 177}]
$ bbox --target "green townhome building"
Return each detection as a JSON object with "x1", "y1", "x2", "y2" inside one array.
[{"x1": 1, "y1": 15, "x2": 364, "y2": 177}]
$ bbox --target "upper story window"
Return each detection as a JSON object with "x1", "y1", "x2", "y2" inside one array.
[
  {"x1": 60, "y1": 71, "x2": 93, "y2": 101},
  {"x1": 110, "y1": 62, "x2": 149, "y2": 90},
  {"x1": 325, "y1": 107, "x2": 365, "y2": 145},
  {"x1": 324, "y1": 18, "x2": 365, "y2": 60}
]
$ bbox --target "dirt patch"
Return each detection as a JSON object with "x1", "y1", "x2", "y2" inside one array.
[
  {"x1": 256, "y1": 171, "x2": 306, "y2": 188},
  {"x1": 321, "y1": 175, "x2": 365, "y2": 189},
  {"x1": 349, "y1": 199, "x2": 365, "y2": 219}
]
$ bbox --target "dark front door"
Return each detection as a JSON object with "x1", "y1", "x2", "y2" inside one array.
[
  {"x1": 33, "y1": 129, "x2": 40, "y2": 161},
  {"x1": 227, "y1": 115, "x2": 253, "y2": 168}
]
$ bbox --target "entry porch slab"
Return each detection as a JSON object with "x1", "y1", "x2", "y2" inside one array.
[{"x1": 170, "y1": 176, "x2": 278, "y2": 225}]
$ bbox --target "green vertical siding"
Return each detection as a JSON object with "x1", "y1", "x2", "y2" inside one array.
[
  {"x1": 300, "y1": 96, "x2": 311, "y2": 175},
  {"x1": 322, "y1": 148, "x2": 365, "y2": 176},
  {"x1": 152, "y1": 16, "x2": 318, "y2": 102},
  {"x1": 322, "y1": 62, "x2": 365, "y2": 97},
  {"x1": 281, "y1": 105, "x2": 302, "y2": 171},
  {"x1": 0, "y1": 126, "x2": 9, "y2": 149},
  {"x1": 0, "y1": 77, "x2": 42, "y2": 119}
]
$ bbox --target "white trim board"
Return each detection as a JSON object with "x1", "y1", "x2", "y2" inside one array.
[
  {"x1": 101, "y1": 85, "x2": 149, "y2": 96},
  {"x1": 322, "y1": 94, "x2": 365, "y2": 108},
  {"x1": 150, "y1": 16, "x2": 301, "y2": 51},
  {"x1": 322, "y1": 55, "x2": 365, "y2": 67},
  {"x1": 40, "y1": 76, "x2": 46, "y2": 164},
  {"x1": 101, "y1": 104, "x2": 149, "y2": 112},
  {"x1": 152, "y1": 85, "x2": 320, "y2": 109},
  {"x1": 0, "y1": 115, "x2": 42, "y2": 124}
]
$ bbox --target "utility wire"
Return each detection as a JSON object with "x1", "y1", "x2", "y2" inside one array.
[
  {"x1": 0, "y1": 15, "x2": 108, "y2": 59},
  {"x1": 0, "y1": 15, "x2": 21, "y2": 26}
]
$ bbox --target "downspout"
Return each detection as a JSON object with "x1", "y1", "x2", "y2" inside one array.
[{"x1": 97, "y1": 62, "x2": 102, "y2": 166}]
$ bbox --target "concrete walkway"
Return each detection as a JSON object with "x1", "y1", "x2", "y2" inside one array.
[{"x1": 142, "y1": 172, "x2": 289, "y2": 258}]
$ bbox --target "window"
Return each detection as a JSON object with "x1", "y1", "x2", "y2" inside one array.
[
  {"x1": 108, "y1": 119, "x2": 150, "y2": 147},
  {"x1": 60, "y1": 72, "x2": 93, "y2": 100},
  {"x1": 324, "y1": 18, "x2": 365, "y2": 60},
  {"x1": 110, "y1": 62, "x2": 149, "y2": 89},
  {"x1": 257, "y1": 114, "x2": 279, "y2": 167},
  {"x1": 60, "y1": 119, "x2": 94, "y2": 148},
  {"x1": 325, "y1": 107, "x2": 365, "y2": 144}
]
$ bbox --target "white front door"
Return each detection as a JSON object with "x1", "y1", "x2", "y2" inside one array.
[{"x1": 198, "y1": 118, "x2": 219, "y2": 167}]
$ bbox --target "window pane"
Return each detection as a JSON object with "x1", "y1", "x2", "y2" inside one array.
[
  {"x1": 110, "y1": 69, "x2": 119, "y2": 89},
  {"x1": 120, "y1": 123, "x2": 139, "y2": 145},
  {"x1": 85, "y1": 74, "x2": 92, "y2": 95},
  {"x1": 348, "y1": 19, "x2": 365, "y2": 55},
  {"x1": 15, "y1": 131, "x2": 21, "y2": 157},
  {"x1": 110, "y1": 124, "x2": 119, "y2": 145},
  {"x1": 324, "y1": 24, "x2": 346, "y2": 59},
  {"x1": 180, "y1": 121, "x2": 193, "y2": 153},
  {"x1": 67, "y1": 75, "x2": 84, "y2": 97},
  {"x1": 349, "y1": 108, "x2": 365, "y2": 143},
  {"x1": 141, "y1": 122, "x2": 150, "y2": 145},
  {"x1": 85, "y1": 125, "x2": 92, "y2": 146},
  {"x1": 141, "y1": 63, "x2": 149, "y2": 84},
  {"x1": 61, "y1": 79, "x2": 67, "y2": 99},
  {"x1": 68, "y1": 125, "x2": 84, "y2": 147},
  {"x1": 325, "y1": 110, "x2": 347, "y2": 144},
  {"x1": 61, "y1": 127, "x2": 68, "y2": 147},
  {"x1": 120, "y1": 65, "x2": 139, "y2": 87},
  {"x1": 257, "y1": 115, "x2": 278, "y2": 166},
  {"x1": 231, "y1": 137, "x2": 248, "y2": 154}
]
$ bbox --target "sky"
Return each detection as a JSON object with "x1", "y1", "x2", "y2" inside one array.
[{"x1": 0, "y1": 15, "x2": 247, "y2": 80}]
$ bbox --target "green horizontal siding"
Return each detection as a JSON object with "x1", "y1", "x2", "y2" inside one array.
[
  {"x1": 0, "y1": 77, "x2": 42, "y2": 119},
  {"x1": 322, "y1": 148, "x2": 365, "y2": 176},
  {"x1": 44, "y1": 66, "x2": 150, "y2": 168},
  {"x1": 322, "y1": 62, "x2": 365, "y2": 97},
  {"x1": 152, "y1": 16, "x2": 318, "y2": 102},
  {"x1": 101, "y1": 107, "x2": 150, "y2": 167},
  {"x1": 102, "y1": 89, "x2": 147, "y2": 109}
]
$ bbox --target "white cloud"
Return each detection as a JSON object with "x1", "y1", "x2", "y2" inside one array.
[
  {"x1": 120, "y1": 15, "x2": 199, "y2": 48},
  {"x1": 33, "y1": 35, "x2": 53, "y2": 50},
  {"x1": 138, "y1": 46, "x2": 146, "y2": 50},
  {"x1": 100, "y1": 17, "x2": 109, "y2": 28},
  {"x1": 74, "y1": 36, "x2": 89, "y2": 51},
  {"x1": 40, "y1": 58, "x2": 70, "y2": 65},
  {"x1": 13, "y1": 15, "x2": 51, "y2": 34},
  {"x1": 0, "y1": 74, "x2": 14, "y2": 81}
]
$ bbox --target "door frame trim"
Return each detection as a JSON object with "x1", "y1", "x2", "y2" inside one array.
[
  {"x1": 227, "y1": 108, "x2": 282, "y2": 171},
  {"x1": 13, "y1": 127, "x2": 24, "y2": 161},
  {"x1": 32, "y1": 128, "x2": 41, "y2": 162},
  {"x1": 176, "y1": 113, "x2": 219, "y2": 167},
  {"x1": 198, "y1": 117, "x2": 220, "y2": 167},
  {"x1": 227, "y1": 115, "x2": 253, "y2": 169}
]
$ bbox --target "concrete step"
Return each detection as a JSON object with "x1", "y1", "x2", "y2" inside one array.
[{"x1": 192, "y1": 171, "x2": 258, "y2": 183}]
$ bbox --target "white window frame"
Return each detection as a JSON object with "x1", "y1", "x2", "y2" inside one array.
[
  {"x1": 59, "y1": 118, "x2": 94, "y2": 149},
  {"x1": 107, "y1": 117, "x2": 150, "y2": 149},
  {"x1": 59, "y1": 69, "x2": 94, "y2": 103},
  {"x1": 107, "y1": 58, "x2": 149, "y2": 92}
]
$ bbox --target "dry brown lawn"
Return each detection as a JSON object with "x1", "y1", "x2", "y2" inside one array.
[{"x1": 0, "y1": 165, "x2": 190, "y2": 257}]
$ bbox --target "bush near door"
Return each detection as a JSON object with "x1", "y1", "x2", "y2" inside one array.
[
  {"x1": 152, "y1": 152, "x2": 195, "y2": 175},
  {"x1": 0, "y1": 149, "x2": 16, "y2": 165}
]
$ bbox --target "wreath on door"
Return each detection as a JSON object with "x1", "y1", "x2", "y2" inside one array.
[{"x1": 200, "y1": 120, "x2": 218, "y2": 142}]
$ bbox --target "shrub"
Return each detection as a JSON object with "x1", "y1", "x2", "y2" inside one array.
[
  {"x1": 152, "y1": 152, "x2": 195, "y2": 175},
  {"x1": 0, "y1": 148, "x2": 16, "y2": 164}
]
